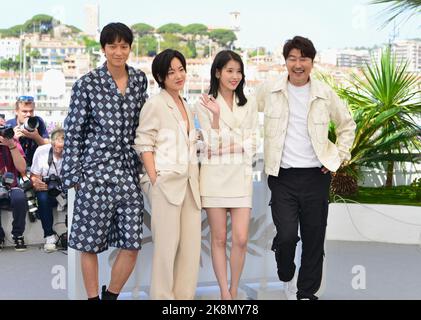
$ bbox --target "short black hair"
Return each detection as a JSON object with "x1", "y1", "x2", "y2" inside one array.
[
  {"x1": 100, "y1": 22, "x2": 134, "y2": 49},
  {"x1": 209, "y1": 50, "x2": 247, "y2": 106},
  {"x1": 152, "y1": 49, "x2": 187, "y2": 89},
  {"x1": 283, "y1": 36, "x2": 317, "y2": 61}
]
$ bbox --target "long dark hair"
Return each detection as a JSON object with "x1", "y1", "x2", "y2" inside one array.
[{"x1": 208, "y1": 50, "x2": 247, "y2": 106}]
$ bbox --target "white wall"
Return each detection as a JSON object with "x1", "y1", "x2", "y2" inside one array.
[
  {"x1": 66, "y1": 171, "x2": 420, "y2": 299},
  {"x1": 326, "y1": 203, "x2": 421, "y2": 245}
]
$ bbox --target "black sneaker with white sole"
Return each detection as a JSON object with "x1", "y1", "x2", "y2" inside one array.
[
  {"x1": 297, "y1": 292, "x2": 318, "y2": 300},
  {"x1": 13, "y1": 236, "x2": 27, "y2": 252}
]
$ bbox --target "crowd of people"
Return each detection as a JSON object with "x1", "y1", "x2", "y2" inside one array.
[{"x1": 0, "y1": 95, "x2": 67, "y2": 253}]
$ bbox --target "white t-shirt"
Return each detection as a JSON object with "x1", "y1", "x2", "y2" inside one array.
[
  {"x1": 280, "y1": 82, "x2": 322, "y2": 169},
  {"x1": 30, "y1": 144, "x2": 63, "y2": 177}
]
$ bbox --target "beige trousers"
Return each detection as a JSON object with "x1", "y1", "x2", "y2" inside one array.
[{"x1": 149, "y1": 182, "x2": 202, "y2": 300}]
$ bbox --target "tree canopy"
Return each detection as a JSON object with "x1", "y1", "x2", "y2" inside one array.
[
  {"x1": 209, "y1": 29, "x2": 237, "y2": 47},
  {"x1": 131, "y1": 23, "x2": 155, "y2": 36},
  {"x1": 182, "y1": 24, "x2": 208, "y2": 35},
  {"x1": 157, "y1": 23, "x2": 184, "y2": 34}
]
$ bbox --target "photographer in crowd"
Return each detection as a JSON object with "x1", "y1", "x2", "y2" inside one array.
[
  {"x1": 0, "y1": 117, "x2": 29, "y2": 251},
  {"x1": 30, "y1": 128, "x2": 65, "y2": 252},
  {"x1": 7, "y1": 95, "x2": 49, "y2": 167}
]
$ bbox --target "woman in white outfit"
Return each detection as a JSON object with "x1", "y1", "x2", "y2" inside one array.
[{"x1": 196, "y1": 50, "x2": 258, "y2": 300}]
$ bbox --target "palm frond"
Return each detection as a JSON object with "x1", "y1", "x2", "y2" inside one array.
[
  {"x1": 370, "y1": 0, "x2": 421, "y2": 27},
  {"x1": 321, "y1": 47, "x2": 421, "y2": 182}
]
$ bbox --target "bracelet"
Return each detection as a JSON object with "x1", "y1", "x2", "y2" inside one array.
[{"x1": 9, "y1": 145, "x2": 17, "y2": 150}]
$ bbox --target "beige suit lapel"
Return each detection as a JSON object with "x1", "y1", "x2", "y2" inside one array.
[
  {"x1": 217, "y1": 94, "x2": 237, "y2": 129},
  {"x1": 161, "y1": 89, "x2": 189, "y2": 144},
  {"x1": 183, "y1": 98, "x2": 195, "y2": 139},
  {"x1": 232, "y1": 97, "x2": 248, "y2": 127}
]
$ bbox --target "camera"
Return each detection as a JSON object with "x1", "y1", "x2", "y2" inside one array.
[
  {"x1": 22, "y1": 116, "x2": 39, "y2": 132},
  {"x1": 0, "y1": 125, "x2": 15, "y2": 139},
  {"x1": 20, "y1": 176, "x2": 38, "y2": 223},
  {"x1": 55, "y1": 192, "x2": 67, "y2": 211},
  {"x1": 42, "y1": 174, "x2": 63, "y2": 197},
  {"x1": 0, "y1": 185, "x2": 8, "y2": 200},
  {"x1": 0, "y1": 172, "x2": 14, "y2": 201}
]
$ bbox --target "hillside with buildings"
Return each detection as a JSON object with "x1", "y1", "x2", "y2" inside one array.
[{"x1": 0, "y1": 7, "x2": 419, "y2": 126}]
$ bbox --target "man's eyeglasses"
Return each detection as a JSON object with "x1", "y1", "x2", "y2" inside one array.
[{"x1": 17, "y1": 95, "x2": 34, "y2": 102}]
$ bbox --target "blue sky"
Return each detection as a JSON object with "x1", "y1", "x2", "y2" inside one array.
[{"x1": 2, "y1": 0, "x2": 420, "y2": 51}]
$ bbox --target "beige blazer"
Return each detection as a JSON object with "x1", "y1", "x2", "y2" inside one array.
[
  {"x1": 196, "y1": 93, "x2": 258, "y2": 197},
  {"x1": 134, "y1": 89, "x2": 201, "y2": 209}
]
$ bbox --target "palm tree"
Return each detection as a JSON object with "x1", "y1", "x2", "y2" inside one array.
[
  {"x1": 320, "y1": 48, "x2": 421, "y2": 195},
  {"x1": 370, "y1": 0, "x2": 421, "y2": 27}
]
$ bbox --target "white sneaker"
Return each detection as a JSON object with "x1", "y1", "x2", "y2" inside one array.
[
  {"x1": 44, "y1": 235, "x2": 57, "y2": 252},
  {"x1": 284, "y1": 274, "x2": 298, "y2": 300}
]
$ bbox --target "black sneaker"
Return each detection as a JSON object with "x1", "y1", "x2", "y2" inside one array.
[
  {"x1": 0, "y1": 239, "x2": 4, "y2": 251},
  {"x1": 13, "y1": 236, "x2": 27, "y2": 252},
  {"x1": 101, "y1": 285, "x2": 119, "y2": 300},
  {"x1": 297, "y1": 292, "x2": 318, "y2": 300}
]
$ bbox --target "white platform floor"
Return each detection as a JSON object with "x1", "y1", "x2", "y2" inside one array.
[{"x1": 1, "y1": 240, "x2": 421, "y2": 300}]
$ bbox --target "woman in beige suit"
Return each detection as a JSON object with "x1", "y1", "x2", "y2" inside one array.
[
  {"x1": 134, "y1": 49, "x2": 201, "y2": 300},
  {"x1": 196, "y1": 50, "x2": 258, "y2": 300}
]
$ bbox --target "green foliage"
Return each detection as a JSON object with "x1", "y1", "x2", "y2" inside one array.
[
  {"x1": 179, "y1": 40, "x2": 197, "y2": 59},
  {"x1": 160, "y1": 34, "x2": 182, "y2": 51},
  {"x1": 249, "y1": 47, "x2": 267, "y2": 57},
  {"x1": 0, "y1": 58, "x2": 20, "y2": 71},
  {"x1": 203, "y1": 45, "x2": 211, "y2": 57},
  {"x1": 0, "y1": 24, "x2": 24, "y2": 37},
  {"x1": 28, "y1": 14, "x2": 55, "y2": 24},
  {"x1": 320, "y1": 48, "x2": 421, "y2": 185},
  {"x1": 0, "y1": 14, "x2": 81, "y2": 38},
  {"x1": 209, "y1": 29, "x2": 237, "y2": 48},
  {"x1": 23, "y1": 14, "x2": 55, "y2": 34},
  {"x1": 411, "y1": 178, "x2": 421, "y2": 200},
  {"x1": 82, "y1": 36, "x2": 100, "y2": 51},
  {"x1": 370, "y1": 0, "x2": 421, "y2": 27},
  {"x1": 182, "y1": 24, "x2": 208, "y2": 35},
  {"x1": 157, "y1": 23, "x2": 184, "y2": 34},
  {"x1": 0, "y1": 14, "x2": 56, "y2": 37},
  {"x1": 0, "y1": 49, "x2": 36, "y2": 71},
  {"x1": 131, "y1": 23, "x2": 155, "y2": 36},
  {"x1": 332, "y1": 186, "x2": 421, "y2": 206},
  {"x1": 135, "y1": 36, "x2": 158, "y2": 57},
  {"x1": 29, "y1": 49, "x2": 41, "y2": 59},
  {"x1": 65, "y1": 25, "x2": 82, "y2": 34}
]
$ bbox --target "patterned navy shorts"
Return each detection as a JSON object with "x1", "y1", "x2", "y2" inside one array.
[{"x1": 69, "y1": 174, "x2": 144, "y2": 253}]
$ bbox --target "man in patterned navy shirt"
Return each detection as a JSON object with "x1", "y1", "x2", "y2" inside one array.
[{"x1": 62, "y1": 22, "x2": 148, "y2": 300}]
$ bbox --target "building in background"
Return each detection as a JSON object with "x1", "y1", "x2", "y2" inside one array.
[
  {"x1": 336, "y1": 49, "x2": 370, "y2": 68},
  {"x1": 84, "y1": 4, "x2": 100, "y2": 38},
  {"x1": 230, "y1": 11, "x2": 241, "y2": 48},
  {"x1": 392, "y1": 39, "x2": 421, "y2": 73},
  {"x1": 0, "y1": 38, "x2": 20, "y2": 59}
]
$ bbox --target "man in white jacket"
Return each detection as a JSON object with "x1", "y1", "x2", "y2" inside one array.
[{"x1": 256, "y1": 36, "x2": 356, "y2": 300}]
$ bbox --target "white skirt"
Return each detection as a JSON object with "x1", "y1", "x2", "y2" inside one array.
[{"x1": 201, "y1": 196, "x2": 252, "y2": 208}]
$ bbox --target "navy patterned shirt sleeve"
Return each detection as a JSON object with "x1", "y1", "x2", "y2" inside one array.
[
  {"x1": 131, "y1": 71, "x2": 149, "y2": 143},
  {"x1": 62, "y1": 78, "x2": 90, "y2": 189}
]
